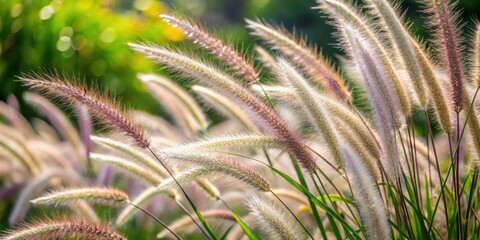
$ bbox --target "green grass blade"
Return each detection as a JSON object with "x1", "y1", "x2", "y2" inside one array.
[{"x1": 230, "y1": 211, "x2": 260, "y2": 240}]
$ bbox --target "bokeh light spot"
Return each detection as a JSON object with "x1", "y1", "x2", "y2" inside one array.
[
  {"x1": 39, "y1": 5, "x2": 55, "y2": 20},
  {"x1": 164, "y1": 24, "x2": 185, "y2": 41},
  {"x1": 56, "y1": 36, "x2": 72, "y2": 52},
  {"x1": 11, "y1": 19, "x2": 22, "y2": 33},
  {"x1": 134, "y1": 0, "x2": 153, "y2": 11},
  {"x1": 11, "y1": 4, "x2": 23, "y2": 18},
  {"x1": 100, "y1": 28, "x2": 116, "y2": 43},
  {"x1": 144, "y1": 2, "x2": 165, "y2": 18},
  {"x1": 60, "y1": 26, "x2": 73, "y2": 38}
]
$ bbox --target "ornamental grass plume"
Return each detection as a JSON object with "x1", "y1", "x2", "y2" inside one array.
[
  {"x1": 423, "y1": 0, "x2": 465, "y2": 114},
  {"x1": 277, "y1": 58, "x2": 343, "y2": 167},
  {"x1": 5, "y1": 1, "x2": 480, "y2": 239},
  {"x1": 19, "y1": 73, "x2": 150, "y2": 148},
  {"x1": 30, "y1": 187, "x2": 129, "y2": 207},
  {"x1": 318, "y1": 0, "x2": 411, "y2": 117},
  {"x1": 246, "y1": 195, "x2": 306, "y2": 240},
  {"x1": 161, "y1": 14, "x2": 259, "y2": 83},
  {"x1": 1, "y1": 218, "x2": 126, "y2": 240},
  {"x1": 246, "y1": 19, "x2": 351, "y2": 101}
]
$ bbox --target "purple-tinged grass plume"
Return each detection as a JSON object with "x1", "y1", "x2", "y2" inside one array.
[
  {"x1": 161, "y1": 14, "x2": 259, "y2": 83},
  {"x1": 246, "y1": 19, "x2": 351, "y2": 102},
  {"x1": 1, "y1": 218, "x2": 126, "y2": 240},
  {"x1": 318, "y1": 0, "x2": 411, "y2": 116},
  {"x1": 341, "y1": 24, "x2": 402, "y2": 176},
  {"x1": 365, "y1": 0, "x2": 428, "y2": 107},
  {"x1": 423, "y1": 0, "x2": 465, "y2": 113},
  {"x1": 19, "y1": 73, "x2": 150, "y2": 149}
]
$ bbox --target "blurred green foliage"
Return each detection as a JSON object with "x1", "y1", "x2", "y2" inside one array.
[{"x1": 0, "y1": 0, "x2": 185, "y2": 113}]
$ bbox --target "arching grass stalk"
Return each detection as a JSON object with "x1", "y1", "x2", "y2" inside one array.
[
  {"x1": 385, "y1": 172, "x2": 443, "y2": 238},
  {"x1": 451, "y1": 86, "x2": 480, "y2": 237},
  {"x1": 395, "y1": 173, "x2": 415, "y2": 238}
]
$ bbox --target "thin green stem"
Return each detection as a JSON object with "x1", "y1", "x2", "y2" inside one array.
[
  {"x1": 147, "y1": 147, "x2": 215, "y2": 240},
  {"x1": 128, "y1": 201, "x2": 182, "y2": 240},
  {"x1": 463, "y1": 169, "x2": 478, "y2": 239},
  {"x1": 270, "y1": 191, "x2": 314, "y2": 239},
  {"x1": 425, "y1": 110, "x2": 450, "y2": 235},
  {"x1": 455, "y1": 110, "x2": 462, "y2": 239}
]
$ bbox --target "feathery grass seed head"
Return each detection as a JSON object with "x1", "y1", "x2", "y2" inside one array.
[
  {"x1": 423, "y1": 0, "x2": 465, "y2": 113},
  {"x1": 246, "y1": 195, "x2": 306, "y2": 240},
  {"x1": 472, "y1": 23, "x2": 480, "y2": 86},
  {"x1": 89, "y1": 153, "x2": 163, "y2": 185},
  {"x1": 318, "y1": 0, "x2": 411, "y2": 115},
  {"x1": 278, "y1": 58, "x2": 343, "y2": 167},
  {"x1": 365, "y1": 0, "x2": 428, "y2": 107},
  {"x1": 19, "y1": 73, "x2": 150, "y2": 148},
  {"x1": 343, "y1": 148, "x2": 391, "y2": 240},
  {"x1": 159, "y1": 150, "x2": 271, "y2": 191},
  {"x1": 161, "y1": 14, "x2": 259, "y2": 82},
  {"x1": 30, "y1": 187, "x2": 129, "y2": 207},
  {"x1": 1, "y1": 218, "x2": 126, "y2": 240},
  {"x1": 246, "y1": 19, "x2": 351, "y2": 101}
]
